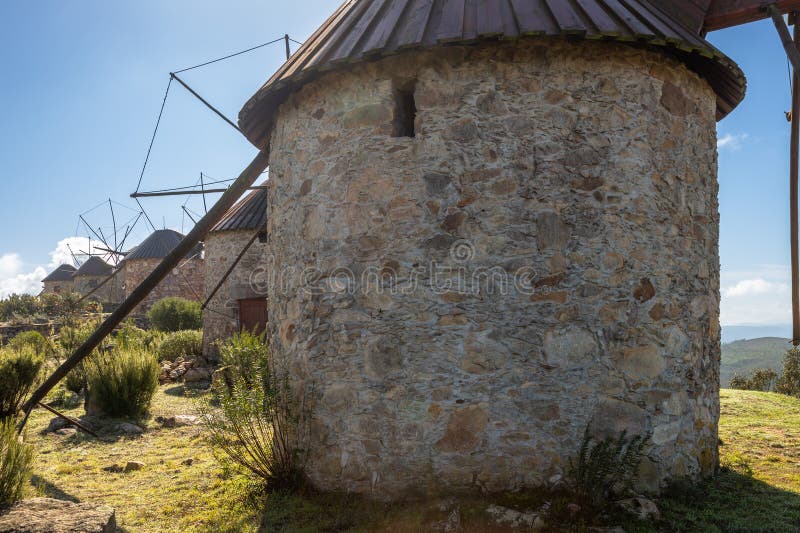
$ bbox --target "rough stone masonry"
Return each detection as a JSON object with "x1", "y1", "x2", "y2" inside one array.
[{"x1": 264, "y1": 40, "x2": 720, "y2": 497}]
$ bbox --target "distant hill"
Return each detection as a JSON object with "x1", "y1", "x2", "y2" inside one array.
[
  {"x1": 721, "y1": 337, "x2": 791, "y2": 386},
  {"x1": 722, "y1": 325, "x2": 792, "y2": 344}
]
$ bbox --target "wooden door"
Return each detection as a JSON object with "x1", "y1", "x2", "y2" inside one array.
[{"x1": 238, "y1": 298, "x2": 268, "y2": 334}]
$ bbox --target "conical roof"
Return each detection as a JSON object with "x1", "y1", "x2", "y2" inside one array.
[
  {"x1": 73, "y1": 256, "x2": 113, "y2": 278},
  {"x1": 42, "y1": 264, "x2": 77, "y2": 282},
  {"x1": 238, "y1": 0, "x2": 746, "y2": 150},
  {"x1": 211, "y1": 184, "x2": 268, "y2": 233},
  {"x1": 124, "y1": 229, "x2": 203, "y2": 261}
]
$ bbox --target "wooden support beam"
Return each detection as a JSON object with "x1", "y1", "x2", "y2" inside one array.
[
  {"x1": 767, "y1": 5, "x2": 800, "y2": 72},
  {"x1": 19, "y1": 150, "x2": 269, "y2": 429},
  {"x1": 791, "y1": 19, "x2": 800, "y2": 346},
  {"x1": 37, "y1": 402, "x2": 99, "y2": 438},
  {"x1": 706, "y1": 1, "x2": 800, "y2": 32}
]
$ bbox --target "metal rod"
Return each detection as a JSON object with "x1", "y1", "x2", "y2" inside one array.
[
  {"x1": 284, "y1": 33, "x2": 291, "y2": 59},
  {"x1": 109, "y1": 198, "x2": 118, "y2": 254},
  {"x1": 36, "y1": 402, "x2": 99, "y2": 438},
  {"x1": 131, "y1": 186, "x2": 268, "y2": 198},
  {"x1": 200, "y1": 173, "x2": 208, "y2": 214},
  {"x1": 182, "y1": 205, "x2": 198, "y2": 224},
  {"x1": 170, "y1": 72, "x2": 243, "y2": 135},
  {"x1": 202, "y1": 228, "x2": 263, "y2": 310},
  {"x1": 19, "y1": 151, "x2": 269, "y2": 429}
]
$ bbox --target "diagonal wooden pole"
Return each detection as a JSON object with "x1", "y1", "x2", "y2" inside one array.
[
  {"x1": 792, "y1": 16, "x2": 800, "y2": 347},
  {"x1": 19, "y1": 151, "x2": 269, "y2": 429},
  {"x1": 768, "y1": 6, "x2": 800, "y2": 346}
]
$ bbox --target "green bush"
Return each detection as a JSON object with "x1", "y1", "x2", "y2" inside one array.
[
  {"x1": 157, "y1": 330, "x2": 202, "y2": 362},
  {"x1": 0, "y1": 419, "x2": 34, "y2": 506},
  {"x1": 115, "y1": 321, "x2": 164, "y2": 353},
  {"x1": 7, "y1": 331, "x2": 55, "y2": 360},
  {"x1": 729, "y1": 368, "x2": 778, "y2": 392},
  {"x1": 567, "y1": 429, "x2": 648, "y2": 511},
  {"x1": 777, "y1": 348, "x2": 800, "y2": 397},
  {"x1": 0, "y1": 294, "x2": 38, "y2": 323},
  {"x1": 201, "y1": 331, "x2": 310, "y2": 490},
  {"x1": 148, "y1": 297, "x2": 202, "y2": 332},
  {"x1": 58, "y1": 321, "x2": 102, "y2": 393},
  {"x1": 85, "y1": 348, "x2": 159, "y2": 418},
  {"x1": 0, "y1": 347, "x2": 44, "y2": 419}
]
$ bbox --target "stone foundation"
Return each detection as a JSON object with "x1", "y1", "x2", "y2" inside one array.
[{"x1": 264, "y1": 40, "x2": 720, "y2": 497}]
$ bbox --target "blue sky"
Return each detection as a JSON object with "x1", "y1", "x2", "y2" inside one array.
[{"x1": 0, "y1": 2, "x2": 794, "y2": 327}]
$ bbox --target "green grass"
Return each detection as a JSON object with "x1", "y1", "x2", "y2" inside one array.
[
  {"x1": 20, "y1": 388, "x2": 800, "y2": 531},
  {"x1": 25, "y1": 385, "x2": 260, "y2": 532}
]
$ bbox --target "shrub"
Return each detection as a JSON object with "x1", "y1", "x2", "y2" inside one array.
[
  {"x1": 0, "y1": 419, "x2": 34, "y2": 506},
  {"x1": 58, "y1": 321, "x2": 102, "y2": 393},
  {"x1": 157, "y1": 330, "x2": 202, "y2": 362},
  {"x1": 85, "y1": 348, "x2": 159, "y2": 418},
  {"x1": 115, "y1": 321, "x2": 163, "y2": 353},
  {"x1": 201, "y1": 332, "x2": 311, "y2": 490},
  {"x1": 777, "y1": 348, "x2": 800, "y2": 397},
  {"x1": 0, "y1": 294, "x2": 38, "y2": 323},
  {"x1": 7, "y1": 331, "x2": 55, "y2": 360},
  {"x1": 567, "y1": 429, "x2": 648, "y2": 511},
  {"x1": 729, "y1": 368, "x2": 778, "y2": 392},
  {"x1": 148, "y1": 297, "x2": 202, "y2": 332},
  {"x1": 0, "y1": 347, "x2": 44, "y2": 419}
]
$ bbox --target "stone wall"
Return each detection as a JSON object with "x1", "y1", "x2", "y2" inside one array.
[
  {"x1": 265, "y1": 40, "x2": 720, "y2": 497},
  {"x1": 42, "y1": 280, "x2": 73, "y2": 295},
  {"x1": 123, "y1": 257, "x2": 204, "y2": 316},
  {"x1": 202, "y1": 231, "x2": 269, "y2": 360},
  {"x1": 73, "y1": 271, "x2": 125, "y2": 307}
]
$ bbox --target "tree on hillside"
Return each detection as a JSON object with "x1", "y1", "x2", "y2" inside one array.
[{"x1": 777, "y1": 348, "x2": 800, "y2": 397}]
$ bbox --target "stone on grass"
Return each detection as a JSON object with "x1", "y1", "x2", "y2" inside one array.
[
  {"x1": 183, "y1": 367, "x2": 213, "y2": 383},
  {"x1": 54, "y1": 428, "x2": 77, "y2": 437},
  {"x1": 45, "y1": 417, "x2": 69, "y2": 433},
  {"x1": 617, "y1": 496, "x2": 660, "y2": 521},
  {"x1": 116, "y1": 422, "x2": 144, "y2": 435},
  {"x1": 156, "y1": 414, "x2": 201, "y2": 428},
  {"x1": 124, "y1": 461, "x2": 145, "y2": 472},
  {"x1": 0, "y1": 497, "x2": 115, "y2": 532},
  {"x1": 486, "y1": 504, "x2": 543, "y2": 529}
]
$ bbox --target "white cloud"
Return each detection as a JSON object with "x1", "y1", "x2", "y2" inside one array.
[
  {"x1": 0, "y1": 237, "x2": 113, "y2": 300},
  {"x1": 717, "y1": 132, "x2": 748, "y2": 151},
  {"x1": 721, "y1": 266, "x2": 792, "y2": 326},
  {"x1": 723, "y1": 278, "x2": 788, "y2": 297},
  {"x1": 0, "y1": 254, "x2": 23, "y2": 280},
  {"x1": 48, "y1": 236, "x2": 106, "y2": 269},
  {"x1": 0, "y1": 267, "x2": 47, "y2": 299}
]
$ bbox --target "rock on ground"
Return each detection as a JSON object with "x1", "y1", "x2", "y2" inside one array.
[
  {"x1": 617, "y1": 496, "x2": 660, "y2": 521},
  {"x1": 0, "y1": 498, "x2": 115, "y2": 532}
]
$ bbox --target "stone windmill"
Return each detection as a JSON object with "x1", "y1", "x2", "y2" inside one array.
[
  {"x1": 22, "y1": 0, "x2": 800, "y2": 500},
  {"x1": 234, "y1": 0, "x2": 800, "y2": 497}
]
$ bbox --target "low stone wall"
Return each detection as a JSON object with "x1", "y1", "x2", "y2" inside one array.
[{"x1": 0, "y1": 322, "x2": 61, "y2": 345}]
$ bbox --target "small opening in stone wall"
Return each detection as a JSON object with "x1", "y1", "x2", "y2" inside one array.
[{"x1": 392, "y1": 80, "x2": 416, "y2": 138}]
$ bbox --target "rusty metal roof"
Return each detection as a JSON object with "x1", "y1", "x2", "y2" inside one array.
[
  {"x1": 238, "y1": 0, "x2": 746, "y2": 150},
  {"x1": 211, "y1": 184, "x2": 268, "y2": 233},
  {"x1": 125, "y1": 229, "x2": 203, "y2": 261},
  {"x1": 42, "y1": 264, "x2": 77, "y2": 282},
  {"x1": 73, "y1": 257, "x2": 113, "y2": 278}
]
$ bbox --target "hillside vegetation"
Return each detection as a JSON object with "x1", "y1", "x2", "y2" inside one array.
[{"x1": 721, "y1": 337, "x2": 790, "y2": 386}]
